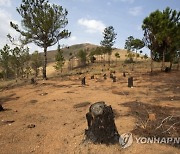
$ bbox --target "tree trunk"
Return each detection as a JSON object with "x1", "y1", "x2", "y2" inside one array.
[
  {"x1": 150, "y1": 50, "x2": 153, "y2": 73},
  {"x1": 169, "y1": 60, "x2": 173, "y2": 71},
  {"x1": 43, "y1": 47, "x2": 47, "y2": 79},
  {"x1": 35, "y1": 68, "x2": 38, "y2": 77},
  {"x1": 177, "y1": 56, "x2": 180, "y2": 70},
  {"x1": 161, "y1": 49, "x2": 165, "y2": 71},
  {"x1": 136, "y1": 50, "x2": 137, "y2": 62}
]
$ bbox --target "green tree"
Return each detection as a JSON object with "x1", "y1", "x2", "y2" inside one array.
[
  {"x1": 143, "y1": 54, "x2": 149, "y2": 60},
  {"x1": 31, "y1": 50, "x2": 42, "y2": 77},
  {"x1": 0, "y1": 44, "x2": 11, "y2": 79},
  {"x1": 77, "y1": 49, "x2": 87, "y2": 66},
  {"x1": 115, "y1": 52, "x2": 120, "y2": 65},
  {"x1": 10, "y1": 46, "x2": 29, "y2": 78},
  {"x1": 142, "y1": 7, "x2": 180, "y2": 71},
  {"x1": 124, "y1": 36, "x2": 134, "y2": 51},
  {"x1": 10, "y1": 0, "x2": 71, "y2": 79},
  {"x1": 54, "y1": 45, "x2": 65, "y2": 73},
  {"x1": 100, "y1": 26, "x2": 117, "y2": 65},
  {"x1": 94, "y1": 47, "x2": 103, "y2": 62},
  {"x1": 125, "y1": 36, "x2": 144, "y2": 62}
]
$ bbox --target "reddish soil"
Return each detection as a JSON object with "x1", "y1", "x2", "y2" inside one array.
[{"x1": 0, "y1": 70, "x2": 180, "y2": 154}]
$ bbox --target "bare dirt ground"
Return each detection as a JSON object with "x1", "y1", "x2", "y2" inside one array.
[{"x1": 0, "y1": 65, "x2": 180, "y2": 154}]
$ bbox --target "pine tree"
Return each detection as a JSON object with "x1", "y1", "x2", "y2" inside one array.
[
  {"x1": 10, "y1": 0, "x2": 70, "y2": 79},
  {"x1": 100, "y1": 26, "x2": 117, "y2": 65}
]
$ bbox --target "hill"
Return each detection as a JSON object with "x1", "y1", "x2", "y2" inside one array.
[
  {"x1": 42, "y1": 43, "x2": 98, "y2": 63},
  {"x1": 40, "y1": 43, "x2": 139, "y2": 63}
]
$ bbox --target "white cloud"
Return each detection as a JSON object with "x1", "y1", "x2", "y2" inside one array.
[
  {"x1": 69, "y1": 36, "x2": 77, "y2": 41},
  {"x1": 78, "y1": 18, "x2": 106, "y2": 34},
  {"x1": 0, "y1": 0, "x2": 11, "y2": 7},
  {"x1": 129, "y1": 6, "x2": 143, "y2": 16},
  {"x1": 113, "y1": 0, "x2": 135, "y2": 4},
  {"x1": 0, "y1": 9, "x2": 20, "y2": 49}
]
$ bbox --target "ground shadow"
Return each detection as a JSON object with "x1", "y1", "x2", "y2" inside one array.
[{"x1": 121, "y1": 101, "x2": 180, "y2": 148}]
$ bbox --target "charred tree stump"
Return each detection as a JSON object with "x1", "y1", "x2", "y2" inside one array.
[
  {"x1": 165, "y1": 67, "x2": 171, "y2": 73},
  {"x1": 0, "y1": 104, "x2": 4, "y2": 112},
  {"x1": 103, "y1": 74, "x2": 107, "y2": 80},
  {"x1": 123, "y1": 72, "x2": 126, "y2": 77},
  {"x1": 31, "y1": 78, "x2": 36, "y2": 84},
  {"x1": 128, "y1": 77, "x2": 133, "y2": 87},
  {"x1": 112, "y1": 76, "x2": 116, "y2": 82},
  {"x1": 110, "y1": 73, "x2": 113, "y2": 79},
  {"x1": 91, "y1": 75, "x2": 94, "y2": 79},
  {"x1": 85, "y1": 101, "x2": 120, "y2": 144},
  {"x1": 82, "y1": 77, "x2": 86, "y2": 85}
]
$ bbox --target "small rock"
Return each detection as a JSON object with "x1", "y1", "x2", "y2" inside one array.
[
  {"x1": 40, "y1": 93, "x2": 48, "y2": 96},
  {"x1": 148, "y1": 113, "x2": 156, "y2": 121}
]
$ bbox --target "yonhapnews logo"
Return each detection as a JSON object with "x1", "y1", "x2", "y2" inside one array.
[{"x1": 119, "y1": 132, "x2": 180, "y2": 149}]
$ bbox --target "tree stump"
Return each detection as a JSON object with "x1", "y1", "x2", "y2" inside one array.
[
  {"x1": 165, "y1": 67, "x2": 171, "y2": 73},
  {"x1": 82, "y1": 77, "x2": 86, "y2": 85},
  {"x1": 123, "y1": 72, "x2": 126, "y2": 77},
  {"x1": 91, "y1": 75, "x2": 94, "y2": 79},
  {"x1": 0, "y1": 104, "x2": 4, "y2": 111},
  {"x1": 112, "y1": 76, "x2": 116, "y2": 82},
  {"x1": 110, "y1": 73, "x2": 113, "y2": 79},
  {"x1": 31, "y1": 78, "x2": 36, "y2": 84},
  {"x1": 103, "y1": 74, "x2": 107, "y2": 80},
  {"x1": 85, "y1": 101, "x2": 120, "y2": 144},
  {"x1": 128, "y1": 77, "x2": 133, "y2": 87}
]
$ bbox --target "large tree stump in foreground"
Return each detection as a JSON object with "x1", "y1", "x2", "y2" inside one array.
[{"x1": 85, "y1": 101, "x2": 120, "y2": 144}]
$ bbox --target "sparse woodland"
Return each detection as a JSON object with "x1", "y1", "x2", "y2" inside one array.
[{"x1": 0, "y1": 1, "x2": 180, "y2": 153}]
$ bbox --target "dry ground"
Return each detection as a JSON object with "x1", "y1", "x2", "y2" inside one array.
[{"x1": 0, "y1": 64, "x2": 180, "y2": 154}]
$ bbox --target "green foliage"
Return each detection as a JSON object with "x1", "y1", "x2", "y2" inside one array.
[
  {"x1": 143, "y1": 54, "x2": 149, "y2": 60},
  {"x1": 124, "y1": 57, "x2": 134, "y2": 64},
  {"x1": 77, "y1": 49, "x2": 87, "y2": 66},
  {"x1": 115, "y1": 52, "x2": 120, "y2": 58},
  {"x1": 10, "y1": 0, "x2": 71, "y2": 79},
  {"x1": 115, "y1": 52, "x2": 120, "y2": 65},
  {"x1": 31, "y1": 50, "x2": 43, "y2": 77},
  {"x1": 54, "y1": 45, "x2": 65, "y2": 72},
  {"x1": 0, "y1": 44, "x2": 11, "y2": 79},
  {"x1": 0, "y1": 44, "x2": 30, "y2": 79},
  {"x1": 142, "y1": 7, "x2": 180, "y2": 65},
  {"x1": 10, "y1": 46, "x2": 30, "y2": 78},
  {"x1": 125, "y1": 36, "x2": 144, "y2": 61},
  {"x1": 100, "y1": 26, "x2": 117, "y2": 55},
  {"x1": 124, "y1": 36, "x2": 135, "y2": 51}
]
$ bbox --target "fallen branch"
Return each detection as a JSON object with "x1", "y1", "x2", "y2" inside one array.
[
  {"x1": 155, "y1": 115, "x2": 173, "y2": 130},
  {"x1": 162, "y1": 121, "x2": 180, "y2": 133}
]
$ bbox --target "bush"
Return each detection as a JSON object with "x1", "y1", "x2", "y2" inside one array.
[{"x1": 124, "y1": 57, "x2": 134, "y2": 64}]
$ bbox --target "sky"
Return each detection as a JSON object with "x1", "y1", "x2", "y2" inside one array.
[{"x1": 0, "y1": 0, "x2": 179, "y2": 55}]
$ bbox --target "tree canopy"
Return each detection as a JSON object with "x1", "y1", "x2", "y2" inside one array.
[
  {"x1": 142, "y1": 7, "x2": 180, "y2": 69},
  {"x1": 10, "y1": 0, "x2": 71, "y2": 79}
]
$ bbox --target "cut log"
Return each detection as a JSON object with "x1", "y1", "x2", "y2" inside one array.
[{"x1": 85, "y1": 101, "x2": 120, "y2": 144}]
